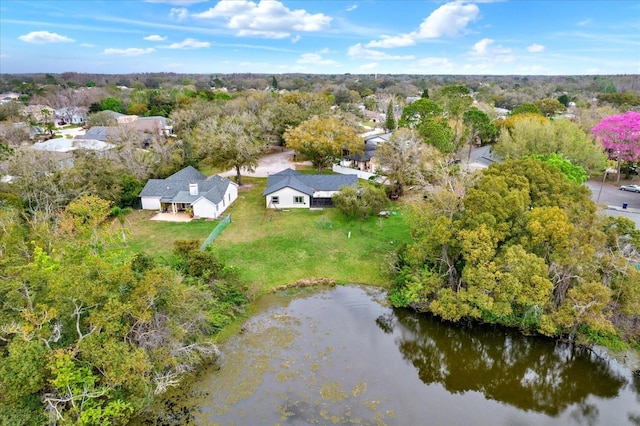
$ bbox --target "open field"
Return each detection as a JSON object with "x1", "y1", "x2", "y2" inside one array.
[{"x1": 125, "y1": 177, "x2": 411, "y2": 293}]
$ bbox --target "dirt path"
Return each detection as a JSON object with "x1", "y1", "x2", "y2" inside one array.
[{"x1": 219, "y1": 147, "x2": 312, "y2": 178}]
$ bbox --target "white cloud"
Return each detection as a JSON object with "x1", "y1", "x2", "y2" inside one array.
[
  {"x1": 527, "y1": 43, "x2": 545, "y2": 53},
  {"x1": 360, "y1": 62, "x2": 379, "y2": 70},
  {"x1": 366, "y1": 1, "x2": 479, "y2": 48},
  {"x1": 18, "y1": 31, "x2": 74, "y2": 44},
  {"x1": 103, "y1": 47, "x2": 155, "y2": 56},
  {"x1": 193, "y1": 0, "x2": 332, "y2": 39},
  {"x1": 347, "y1": 4, "x2": 358, "y2": 12},
  {"x1": 0, "y1": 54, "x2": 8, "y2": 59},
  {"x1": 161, "y1": 38, "x2": 210, "y2": 49},
  {"x1": 297, "y1": 53, "x2": 338, "y2": 66},
  {"x1": 468, "y1": 38, "x2": 515, "y2": 66},
  {"x1": 291, "y1": 35, "x2": 301, "y2": 43},
  {"x1": 144, "y1": 34, "x2": 167, "y2": 41},
  {"x1": 348, "y1": 43, "x2": 414, "y2": 60},
  {"x1": 470, "y1": 38, "x2": 512, "y2": 56},
  {"x1": 577, "y1": 18, "x2": 592, "y2": 26},
  {"x1": 367, "y1": 34, "x2": 415, "y2": 48},
  {"x1": 417, "y1": 1, "x2": 480, "y2": 38},
  {"x1": 170, "y1": 7, "x2": 189, "y2": 21},
  {"x1": 80, "y1": 43, "x2": 94, "y2": 48},
  {"x1": 417, "y1": 57, "x2": 455, "y2": 72}
]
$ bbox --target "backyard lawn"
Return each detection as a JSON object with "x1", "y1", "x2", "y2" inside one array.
[
  {"x1": 210, "y1": 178, "x2": 410, "y2": 292},
  {"x1": 124, "y1": 210, "x2": 220, "y2": 259},
  {"x1": 124, "y1": 177, "x2": 411, "y2": 293}
]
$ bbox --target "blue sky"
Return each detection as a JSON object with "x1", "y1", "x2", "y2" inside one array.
[{"x1": 1, "y1": 0, "x2": 638, "y2": 75}]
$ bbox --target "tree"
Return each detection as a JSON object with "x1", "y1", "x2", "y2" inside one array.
[
  {"x1": 557, "y1": 94, "x2": 570, "y2": 107},
  {"x1": 527, "y1": 153, "x2": 588, "y2": 184},
  {"x1": 433, "y1": 85, "x2": 473, "y2": 150},
  {"x1": 494, "y1": 114, "x2": 607, "y2": 175},
  {"x1": 390, "y1": 158, "x2": 628, "y2": 343},
  {"x1": 194, "y1": 112, "x2": 266, "y2": 185},
  {"x1": 463, "y1": 108, "x2": 497, "y2": 145},
  {"x1": 100, "y1": 97, "x2": 123, "y2": 113},
  {"x1": 418, "y1": 117, "x2": 454, "y2": 153},
  {"x1": 0, "y1": 121, "x2": 30, "y2": 147},
  {"x1": 534, "y1": 98, "x2": 567, "y2": 117},
  {"x1": 592, "y1": 111, "x2": 640, "y2": 181},
  {"x1": 86, "y1": 110, "x2": 117, "y2": 128},
  {"x1": 510, "y1": 103, "x2": 542, "y2": 116},
  {"x1": 332, "y1": 184, "x2": 388, "y2": 220},
  {"x1": 597, "y1": 92, "x2": 640, "y2": 109},
  {"x1": 284, "y1": 115, "x2": 362, "y2": 173},
  {"x1": 375, "y1": 128, "x2": 440, "y2": 195},
  {"x1": 385, "y1": 100, "x2": 396, "y2": 132},
  {"x1": 398, "y1": 98, "x2": 442, "y2": 129}
]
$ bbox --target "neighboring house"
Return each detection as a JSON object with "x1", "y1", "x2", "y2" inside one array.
[
  {"x1": 126, "y1": 116, "x2": 173, "y2": 136},
  {"x1": 30, "y1": 138, "x2": 115, "y2": 167},
  {"x1": 139, "y1": 166, "x2": 238, "y2": 219},
  {"x1": 55, "y1": 107, "x2": 87, "y2": 124},
  {"x1": 341, "y1": 132, "x2": 392, "y2": 173},
  {"x1": 0, "y1": 92, "x2": 20, "y2": 104},
  {"x1": 79, "y1": 126, "x2": 119, "y2": 141},
  {"x1": 263, "y1": 168, "x2": 357, "y2": 209}
]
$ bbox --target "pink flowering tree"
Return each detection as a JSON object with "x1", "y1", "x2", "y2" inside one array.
[{"x1": 592, "y1": 111, "x2": 640, "y2": 181}]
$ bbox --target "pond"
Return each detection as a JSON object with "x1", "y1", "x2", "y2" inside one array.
[{"x1": 136, "y1": 285, "x2": 640, "y2": 425}]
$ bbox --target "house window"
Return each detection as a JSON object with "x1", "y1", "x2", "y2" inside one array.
[
  {"x1": 271, "y1": 196, "x2": 279, "y2": 204},
  {"x1": 293, "y1": 196, "x2": 304, "y2": 204}
]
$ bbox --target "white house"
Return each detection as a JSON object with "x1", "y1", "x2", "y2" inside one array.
[
  {"x1": 139, "y1": 166, "x2": 237, "y2": 219},
  {"x1": 263, "y1": 169, "x2": 357, "y2": 209}
]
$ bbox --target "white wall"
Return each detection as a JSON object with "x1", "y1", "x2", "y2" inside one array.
[
  {"x1": 332, "y1": 164, "x2": 388, "y2": 185},
  {"x1": 193, "y1": 198, "x2": 217, "y2": 218},
  {"x1": 193, "y1": 181, "x2": 239, "y2": 218},
  {"x1": 141, "y1": 197, "x2": 161, "y2": 210},
  {"x1": 265, "y1": 187, "x2": 309, "y2": 209}
]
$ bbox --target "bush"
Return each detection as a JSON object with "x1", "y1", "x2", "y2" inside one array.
[{"x1": 332, "y1": 184, "x2": 388, "y2": 220}]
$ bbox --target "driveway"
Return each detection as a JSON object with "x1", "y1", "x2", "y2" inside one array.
[{"x1": 219, "y1": 147, "x2": 312, "y2": 178}]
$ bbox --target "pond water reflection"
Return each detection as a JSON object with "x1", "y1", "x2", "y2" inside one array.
[{"x1": 136, "y1": 285, "x2": 640, "y2": 425}]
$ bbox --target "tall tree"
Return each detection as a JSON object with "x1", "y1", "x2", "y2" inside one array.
[
  {"x1": 534, "y1": 98, "x2": 567, "y2": 117},
  {"x1": 375, "y1": 128, "x2": 440, "y2": 195},
  {"x1": 284, "y1": 115, "x2": 362, "y2": 173},
  {"x1": 398, "y1": 98, "x2": 442, "y2": 129},
  {"x1": 433, "y1": 85, "x2": 473, "y2": 150},
  {"x1": 494, "y1": 114, "x2": 607, "y2": 175},
  {"x1": 591, "y1": 111, "x2": 640, "y2": 181},
  {"x1": 195, "y1": 112, "x2": 266, "y2": 185},
  {"x1": 390, "y1": 158, "x2": 633, "y2": 343},
  {"x1": 385, "y1": 100, "x2": 396, "y2": 132}
]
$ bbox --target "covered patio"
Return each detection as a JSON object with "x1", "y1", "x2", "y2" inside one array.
[{"x1": 150, "y1": 212, "x2": 192, "y2": 222}]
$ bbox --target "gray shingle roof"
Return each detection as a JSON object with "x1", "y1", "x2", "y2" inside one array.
[
  {"x1": 139, "y1": 167, "x2": 230, "y2": 205},
  {"x1": 263, "y1": 168, "x2": 357, "y2": 196},
  {"x1": 166, "y1": 166, "x2": 207, "y2": 182}
]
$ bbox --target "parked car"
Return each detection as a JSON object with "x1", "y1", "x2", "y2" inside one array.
[
  {"x1": 619, "y1": 184, "x2": 640, "y2": 192},
  {"x1": 57, "y1": 121, "x2": 66, "y2": 125}
]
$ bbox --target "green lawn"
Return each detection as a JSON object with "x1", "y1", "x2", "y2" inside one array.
[
  {"x1": 125, "y1": 177, "x2": 411, "y2": 293},
  {"x1": 124, "y1": 210, "x2": 219, "y2": 258},
  {"x1": 210, "y1": 178, "x2": 410, "y2": 292}
]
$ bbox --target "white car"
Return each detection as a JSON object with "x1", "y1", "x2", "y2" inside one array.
[{"x1": 619, "y1": 184, "x2": 640, "y2": 192}]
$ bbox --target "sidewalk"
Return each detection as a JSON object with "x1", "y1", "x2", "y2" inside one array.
[{"x1": 607, "y1": 205, "x2": 640, "y2": 214}]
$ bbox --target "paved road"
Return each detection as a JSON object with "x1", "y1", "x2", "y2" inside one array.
[{"x1": 586, "y1": 179, "x2": 640, "y2": 228}]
